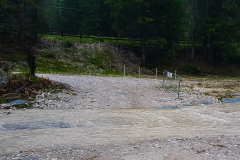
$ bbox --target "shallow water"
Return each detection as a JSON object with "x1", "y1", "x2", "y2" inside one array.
[
  {"x1": 201, "y1": 100, "x2": 213, "y2": 105},
  {"x1": 152, "y1": 106, "x2": 179, "y2": 109},
  {"x1": 1, "y1": 120, "x2": 71, "y2": 131},
  {"x1": 222, "y1": 97, "x2": 240, "y2": 103}
]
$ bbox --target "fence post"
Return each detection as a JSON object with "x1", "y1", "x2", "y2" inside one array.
[
  {"x1": 61, "y1": 29, "x2": 63, "y2": 37},
  {"x1": 80, "y1": 31, "x2": 82, "y2": 39},
  {"x1": 124, "y1": 64, "x2": 125, "y2": 77},
  {"x1": 204, "y1": 78, "x2": 205, "y2": 93},
  {"x1": 178, "y1": 77, "x2": 181, "y2": 99},
  {"x1": 156, "y1": 68, "x2": 157, "y2": 79},
  {"x1": 162, "y1": 71, "x2": 165, "y2": 87},
  {"x1": 175, "y1": 70, "x2": 177, "y2": 81},
  {"x1": 116, "y1": 35, "x2": 118, "y2": 42},
  {"x1": 139, "y1": 66, "x2": 141, "y2": 78},
  {"x1": 99, "y1": 31, "x2": 101, "y2": 41}
]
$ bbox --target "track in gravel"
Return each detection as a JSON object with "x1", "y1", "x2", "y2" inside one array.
[
  {"x1": 0, "y1": 74, "x2": 239, "y2": 159},
  {"x1": 33, "y1": 74, "x2": 220, "y2": 109}
]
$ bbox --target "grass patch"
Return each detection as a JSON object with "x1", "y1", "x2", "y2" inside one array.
[
  {"x1": 101, "y1": 69, "x2": 121, "y2": 76},
  {"x1": 35, "y1": 66, "x2": 84, "y2": 74},
  {"x1": 204, "y1": 92, "x2": 210, "y2": 96},
  {"x1": 45, "y1": 88, "x2": 61, "y2": 94},
  {"x1": 5, "y1": 54, "x2": 25, "y2": 62},
  {"x1": 0, "y1": 97, "x2": 6, "y2": 103},
  {"x1": 42, "y1": 51, "x2": 57, "y2": 59}
]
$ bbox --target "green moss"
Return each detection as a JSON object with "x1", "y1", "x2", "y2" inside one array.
[{"x1": 0, "y1": 97, "x2": 6, "y2": 103}]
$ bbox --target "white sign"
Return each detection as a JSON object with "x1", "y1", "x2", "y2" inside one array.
[{"x1": 167, "y1": 72, "x2": 172, "y2": 78}]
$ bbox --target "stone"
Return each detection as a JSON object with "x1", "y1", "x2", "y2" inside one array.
[{"x1": 0, "y1": 70, "x2": 8, "y2": 86}]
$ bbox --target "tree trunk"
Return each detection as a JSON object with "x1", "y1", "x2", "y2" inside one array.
[
  {"x1": 140, "y1": 23, "x2": 147, "y2": 65},
  {"x1": 203, "y1": 37, "x2": 208, "y2": 60},
  {"x1": 191, "y1": 33, "x2": 195, "y2": 60},
  {"x1": 26, "y1": 52, "x2": 37, "y2": 76},
  {"x1": 141, "y1": 40, "x2": 146, "y2": 64},
  {"x1": 191, "y1": 0, "x2": 197, "y2": 60},
  {"x1": 208, "y1": 33, "x2": 214, "y2": 61}
]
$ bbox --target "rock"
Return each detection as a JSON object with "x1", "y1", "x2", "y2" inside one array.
[
  {"x1": 0, "y1": 103, "x2": 7, "y2": 107},
  {"x1": 0, "y1": 70, "x2": 8, "y2": 86}
]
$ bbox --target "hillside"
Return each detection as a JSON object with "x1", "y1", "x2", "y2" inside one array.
[{"x1": 1, "y1": 37, "x2": 240, "y2": 78}]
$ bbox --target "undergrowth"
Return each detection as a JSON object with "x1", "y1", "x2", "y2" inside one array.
[{"x1": 0, "y1": 73, "x2": 68, "y2": 106}]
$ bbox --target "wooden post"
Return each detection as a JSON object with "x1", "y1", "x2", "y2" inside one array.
[
  {"x1": 204, "y1": 78, "x2": 205, "y2": 93},
  {"x1": 98, "y1": 31, "x2": 101, "y2": 42},
  {"x1": 80, "y1": 31, "x2": 82, "y2": 39},
  {"x1": 61, "y1": 29, "x2": 63, "y2": 37},
  {"x1": 156, "y1": 68, "x2": 157, "y2": 79},
  {"x1": 139, "y1": 66, "x2": 141, "y2": 78},
  {"x1": 124, "y1": 65, "x2": 125, "y2": 77},
  {"x1": 175, "y1": 70, "x2": 177, "y2": 81}
]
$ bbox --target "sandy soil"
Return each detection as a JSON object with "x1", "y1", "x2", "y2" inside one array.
[{"x1": 0, "y1": 74, "x2": 240, "y2": 160}]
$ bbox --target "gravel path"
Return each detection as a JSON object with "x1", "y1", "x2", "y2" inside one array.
[
  {"x1": 33, "y1": 74, "x2": 220, "y2": 109},
  {"x1": 0, "y1": 74, "x2": 239, "y2": 160}
]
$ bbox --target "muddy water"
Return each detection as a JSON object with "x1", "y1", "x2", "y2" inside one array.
[{"x1": 1, "y1": 102, "x2": 240, "y2": 156}]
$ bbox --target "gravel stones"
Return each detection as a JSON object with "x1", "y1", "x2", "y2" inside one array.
[{"x1": 33, "y1": 74, "x2": 220, "y2": 110}]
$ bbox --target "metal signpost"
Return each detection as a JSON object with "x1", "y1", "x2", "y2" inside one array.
[{"x1": 162, "y1": 70, "x2": 181, "y2": 99}]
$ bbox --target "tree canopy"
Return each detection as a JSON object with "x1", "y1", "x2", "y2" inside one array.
[{"x1": 1, "y1": 0, "x2": 240, "y2": 66}]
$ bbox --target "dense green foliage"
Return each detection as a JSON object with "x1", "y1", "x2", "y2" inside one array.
[{"x1": 1, "y1": 0, "x2": 240, "y2": 68}]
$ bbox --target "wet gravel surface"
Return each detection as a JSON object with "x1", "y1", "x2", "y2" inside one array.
[
  {"x1": 1, "y1": 135, "x2": 240, "y2": 160},
  {"x1": 0, "y1": 74, "x2": 239, "y2": 160},
  {"x1": 33, "y1": 74, "x2": 220, "y2": 109}
]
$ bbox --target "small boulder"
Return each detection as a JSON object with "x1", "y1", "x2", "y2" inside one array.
[{"x1": 0, "y1": 70, "x2": 8, "y2": 86}]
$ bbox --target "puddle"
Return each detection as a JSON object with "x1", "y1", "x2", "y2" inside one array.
[
  {"x1": 201, "y1": 100, "x2": 213, "y2": 105},
  {"x1": 183, "y1": 104, "x2": 195, "y2": 107},
  {"x1": 1, "y1": 121, "x2": 71, "y2": 131},
  {"x1": 222, "y1": 97, "x2": 240, "y2": 103},
  {"x1": 22, "y1": 157, "x2": 42, "y2": 160},
  {"x1": 113, "y1": 92, "x2": 126, "y2": 96},
  {"x1": 152, "y1": 106, "x2": 179, "y2": 109},
  {"x1": 6, "y1": 100, "x2": 28, "y2": 106}
]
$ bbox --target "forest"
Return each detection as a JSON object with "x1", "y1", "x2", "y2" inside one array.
[{"x1": 1, "y1": 0, "x2": 240, "y2": 71}]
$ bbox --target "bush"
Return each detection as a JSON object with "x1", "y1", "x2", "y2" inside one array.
[
  {"x1": 64, "y1": 39, "x2": 74, "y2": 48},
  {"x1": 93, "y1": 37, "x2": 104, "y2": 42},
  {"x1": 42, "y1": 51, "x2": 57, "y2": 59},
  {"x1": 183, "y1": 64, "x2": 200, "y2": 75}
]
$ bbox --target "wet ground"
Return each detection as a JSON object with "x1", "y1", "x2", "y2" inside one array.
[
  {"x1": 1, "y1": 102, "x2": 240, "y2": 159},
  {"x1": 0, "y1": 74, "x2": 240, "y2": 159}
]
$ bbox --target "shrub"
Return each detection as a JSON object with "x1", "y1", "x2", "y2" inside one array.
[
  {"x1": 183, "y1": 64, "x2": 200, "y2": 75},
  {"x1": 93, "y1": 37, "x2": 104, "y2": 42},
  {"x1": 42, "y1": 51, "x2": 57, "y2": 59},
  {"x1": 64, "y1": 39, "x2": 74, "y2": 48}
]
